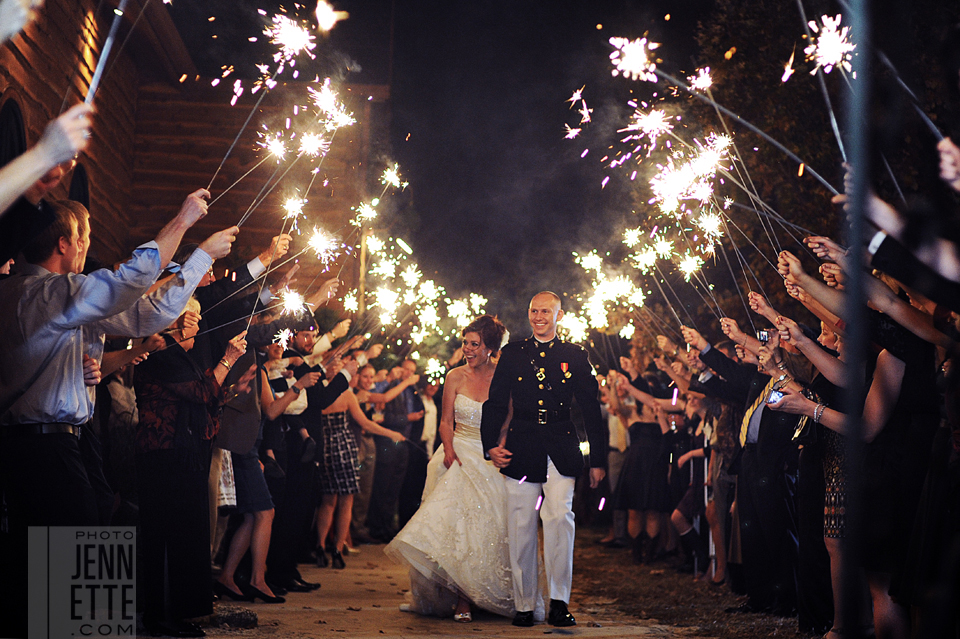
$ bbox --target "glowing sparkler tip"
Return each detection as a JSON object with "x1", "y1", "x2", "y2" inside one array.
[
  {"x1": 687, "y1": 67, "x2": 713, "y2": 91},
  {"x1": 804, "y1": 14, "x2": 856, "y2": 75},
  {"x1": 609, "y1": 36, "x2": 659, "y2": 82},
  {"x1": 315, "y1": 1, "x2": 349, "y2": 32}
]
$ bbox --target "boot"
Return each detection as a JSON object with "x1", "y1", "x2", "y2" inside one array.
[{"x1": 678, "y1": 528, "x2": 706, "y2": 575}]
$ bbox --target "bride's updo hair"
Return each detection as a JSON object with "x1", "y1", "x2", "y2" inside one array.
[{"x1": 462, "y1": 315, "x2": 507, "y2": 355}]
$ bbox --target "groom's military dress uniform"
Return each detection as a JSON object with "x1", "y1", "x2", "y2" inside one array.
[{"x1": 481, "y1": 335, "x2": 607, "y2": 613}]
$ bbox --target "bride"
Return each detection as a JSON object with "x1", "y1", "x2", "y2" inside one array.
[{"x1": 386, "y1": 315, "x2": 537, "y2": 622}]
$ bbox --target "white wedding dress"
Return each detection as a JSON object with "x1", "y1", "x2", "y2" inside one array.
[{"x1": 386, "y1": 394, "x2": 544, "y2": 619}]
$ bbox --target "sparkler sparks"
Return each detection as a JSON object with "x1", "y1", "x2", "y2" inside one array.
[
  {"x1": 609, "y1": 36, "x2": 660, "y2": 82},
  {"x1": 274, "y1": 328, "x2": 293, "y2": 351},
  {"x1": 804, "y1": 14, "x2": 856, "y2": 75},
  {"x1": 283, "y1": 197, "x2": 305, "y2": 219},
  {"x1": 567, "y1": 86, "x2": 585, "y2": 107},
  {"x1": 623, "y1": 227, "x2": 643, "y2": 248},
  {"x1": 298, "y1": 132, "x2": 330, "y2": 157},
  {"x1": 619, "y1": 107, "x2": 674, "y2": 154},
  {"x1": 686, "y1": 67, "x2": 713, "y2": 91},
  {"x1": 564, "y1": 124, "x2": 582, "y2": 139},
  {"x1": 559, "y1": 313, "x2": 589, "y2": 343},
  {"x1": 315, "y1": 1, "x2": 349, "y2": 32},
  {"x1": 307, "y1": 227, "x2": 339, "y2": 267},
  {"x1": 343, "y1": 291, "x2": 358, "y2": 312},
  {"x1": 260, "y1": 132, "x2": 287, "y2": 162},
  {"x1": 381, "y1": 163, "x2": 407, "y2": 189},
  {"x1": 265, "y1": 14, "x2": 316, "y2": 65},
  {"x1": 677, "y1": 252, "x2": 704, "y2": 281},
  {"x1": 782, "y1": 47, "x2": 797, "y2": 82},
  {"x1": 279, "y1": 289, "x2": 307, "y2": 315}
]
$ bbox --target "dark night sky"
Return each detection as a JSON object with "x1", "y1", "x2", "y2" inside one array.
[{"x1": 170, "y1": 0, "x2": 714, "y2": 330}]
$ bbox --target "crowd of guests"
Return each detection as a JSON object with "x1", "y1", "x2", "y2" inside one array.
[{"x1": 593, "y1": 153, "x2": 960, "y2": 638}]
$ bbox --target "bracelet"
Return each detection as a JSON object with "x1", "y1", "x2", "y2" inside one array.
[
  {"x1": 776, "y1": 359, "x2": 787, "y2": 370},
  {"x1": 219, "y1": 358, "x2": 232, "y2": 371},
  {"x1": 813, "y1": 402, "x2": 825, "y2": 423},
  {"x1": 773, "y1": 373, "x2": 792, "y2": 390}
]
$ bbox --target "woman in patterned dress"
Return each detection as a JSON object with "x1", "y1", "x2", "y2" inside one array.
[{"x1": 315, "y1": 384, "x2": 406, "y2": 569}]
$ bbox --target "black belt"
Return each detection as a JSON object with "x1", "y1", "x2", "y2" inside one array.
[
  {"x1": 1, "y1": 423, "x2": 82, "y2": 438},
  {"x1": 514, "y1": 408, "x2": 570, "y2": 425}
]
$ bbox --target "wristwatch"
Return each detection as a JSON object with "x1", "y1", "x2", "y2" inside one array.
[{"x1": 290, "y1": 385, "x2": 302, "y2": 395}]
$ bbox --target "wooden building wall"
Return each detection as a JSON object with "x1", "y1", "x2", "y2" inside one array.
[
  {"x1": 0, "y1": 0, "x2": 142, "y2": 266},
  {"x1": 0, "y1": 0, "x2": 388, "y2": 296}
]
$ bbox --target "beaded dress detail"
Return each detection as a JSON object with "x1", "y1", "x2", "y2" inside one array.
[{"x1": 386, "y1": 394, "x2": 542, "y2": 618}]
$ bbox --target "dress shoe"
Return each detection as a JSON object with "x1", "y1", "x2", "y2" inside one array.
[
  {"x1": 267, "y1": 583, "x2": 287, "y2": 596},
  {"x1": 316, "y1": 548, "x2": 328, "y2": 568},
  {"x1": 246, "y1": 585, "x2": 285, "y2": 604},
  {"x1": 330, "y1": 549, "x2": 346, "y2": 570},
  {"x1": 278, "y1": 578, "x2": 315, "y2": 593},
  {"x1": 454, "y1": 611, "x2": 472, "y2": 623},
  {"x1": 212, "y1": 580, "x2": 252, "y2": 602},
  {"x1": 548, "y1": 599, "x2": 576, "y2": 627},
  {"x1": 512, "y1": 611, "x2": 535, "y2": 627}
]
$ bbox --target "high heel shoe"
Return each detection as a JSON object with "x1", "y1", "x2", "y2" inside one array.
[
  {"x1": 453, "y1": 611, "x2": 472, "y2": 623},
  {"x1": 330, "y1": 549, "x2": 346, "y2": 570},
  {"x1": 316, "y1": 548, "x2": 328, "y2": 568},
  {"x1": 213, "y1": 581, "x2": 252, "y2": 602},
  {"x1": 246, "y1": 585, "x2": 285, "y2": 604}
]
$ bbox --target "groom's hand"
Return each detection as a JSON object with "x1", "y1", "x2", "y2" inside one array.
[
  {"x1": 488, "y1": 445, "x2": 512, "y2": 469},
  {"x1": 588, "y1": 467, "x2": 606, "y2": 489}
]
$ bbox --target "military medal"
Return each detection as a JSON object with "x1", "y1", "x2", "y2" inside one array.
[{"x1": 561, "y1": 362, "x2": 571, "y2": 378}]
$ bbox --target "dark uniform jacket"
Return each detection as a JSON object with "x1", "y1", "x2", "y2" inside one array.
[{"x1": 481, "y1": 336, "x2": 607, "y2": 483}]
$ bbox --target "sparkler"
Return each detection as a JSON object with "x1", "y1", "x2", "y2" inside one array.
[
  {"x1": 804, "y1": 14, "x2": 855, "y2": 75},
  {"x1": 559, "y1": 313, "x2": 589, "y2": 343},
  {"x1": 274, "y1": 328, "x2": 294, "y2": 351},
  {"x1": 315, "y1": 1, "x2": 349, "y2": 31},
  {"x1": 85, "y1": 0, "x2": 131, "y2": 104},
  {"x1": 299, "y1": 132, "x2": 330, "y2": 157},
  {"x1": 279, "y1": 289, "x2": 307, "y2": 315},
  {"x1": 677, "y1": 252, "x2": 704, "y2": 282},
  {"x1": 307, "y1": 227, "x2": 341, "y2": 269},
  {"x1": 686, "y1": 67, "x2": 713, "y2": 92},
  {"x1": 619, "y1": 108, "x2": 674, "y2": 154},
  {"x1": 609, "y1": 36, "x2": 660, "y2": 82},
  {"x1": 564, "y1": 124, "x2": 582, "y2": 139},
  {"x1": 265, "y1": 14, "x2": 317, "y2": 67}
]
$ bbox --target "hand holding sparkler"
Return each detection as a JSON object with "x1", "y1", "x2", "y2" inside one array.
[
  {"x1": 820, "y1": 263, "x2": 845, "y2": 288},
  {"x1": 293, "y1": 371, "x2": 322, "y2": 392},
  {"x1": 365, "y1": 343, "x2": 384, "y2": 360},
  {"x1": 275, "y1": 264, "x2": 299, "y2": 292},
  {"x1": 176, "y1": 310, "x2": 202, "y2": 334},
  {"x1": 775, "y1": 316, "x2": 807, "y2": 348},
  {"x1": 176, "y1": 189, "x2": 211, "y2": 227},
  {"x1": 330, "y1": 319, "x2": 351, "y2": 339},
  {"x1": 684, "y1": 350, "x2": 706, "y2": 373},
  {"x1": 671, "y1": 360, "x2": 691, "y2": 381},
  {"x1": 784, "y1": 282, "x2": 807, "y2": 304},
  {"x1": 198, "y1": 226, "x2": 239, "y2": 260},
  {"x1": 680, "y1": 326, "x2": 708, "y2": 352},
  {"x1": 259, "y1": 233, "x2": 293, "y2": 267},
  {"x1": 748, "y1": 292, "x2": 778, "y2": 323},
  {"x1": 719, "y1": 317, "x2": 749, "y2": 346},
  {"x1": 224, "y1": 331, "x2": 248, "y2": 366},
  {"x1": 736, "y1": 344, "x2": 759, "y2": 366},
  {"x1": 805, "y1": 236, "x2": 849, "y2": 264},
  {"x1": 777, "y1": 251, "x2": 807, "y2": 286},
  {"x1": 937, "y1": 138, "x2": 960, "y2": 194},
  {"x1": 37, "y1": 103, "x2": 93, "y2": 165},
  {"x1": 656, "y1": 335, "x2": 679, "y2": 356},
  {"x1": 308, "y1": 278, "x2": 340, "y2": 307},
  {"x1": 618, "y1": 355, "x2": 637, "y2": 378}
]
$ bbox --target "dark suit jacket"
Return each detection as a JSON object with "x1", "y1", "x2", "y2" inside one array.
[
  {"x1": 281, "y1": 349, "x2": 349, "y2": 430},
  {"x1": 700, "y1": 346, "x2": 799, "y2": 475},
  {"x1": 481, "y1": 336, "x2": 607, "y2": 483}
]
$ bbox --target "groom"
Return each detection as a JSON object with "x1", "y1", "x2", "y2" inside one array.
[{"x1": 481, "y1": 291, "x2": 607, "y2": 627}]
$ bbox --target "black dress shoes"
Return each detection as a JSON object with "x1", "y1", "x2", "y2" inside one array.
[
  {"x1": 316, "y1": 548, "x2": 328, "y2": 568},
  {"x1": 330, "y1": 549, "x2": 346, "y2": 570},
  {"x1": 278, "y1": 578, "x2": 318, "y2": 593},
  {"x1": 548, "y1": 599, "x2": 576, "y2": 627},
  {"x1": 212, "y1": 580, "x2": 252, "y2": 602},
  {"x1": 512, "y1": 611, "x2": 535, "y2": 627},
  {"x1": 246, "y1": 586, "x2": 286, "y2": 604}
]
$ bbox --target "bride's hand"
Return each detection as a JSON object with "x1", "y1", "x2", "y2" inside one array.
[{"x1": 443, "y1": 445, "x2": 461, "y2": 469}]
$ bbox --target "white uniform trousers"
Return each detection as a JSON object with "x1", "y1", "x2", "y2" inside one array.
[{"x1": 504, "y1": 456, "x2": 576, "y2": 611}]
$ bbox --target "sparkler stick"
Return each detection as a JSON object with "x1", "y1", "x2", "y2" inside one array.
[
  {"x1": 653, "y1": 263, "x2": 698, "y2": 328},
  {"x1": 244, "y1": 217, "x2": 291, "y2": 331},
  {"x1": 236, "y1": 160, "x2": 285, "y2": 227},
  {"x1": 207, "y1": 74, "x2": 276, "y2": 191},
  {"x1": 796, "y1": 0, "x2": 848, "y2": 162},
  {"x1": 653, "y1": 69, "x2": 840, "y2": 196},
  {"x1": 101, "y1": 0, "x2": 154, "y2": 92},
  {"x1": 60, "y1": 0, "x2": 107, "y2": 113},
  {"x1": 875, "y1": 52, "x2": 943, "y2": 140},
  {"x1": 648, "y1": 271, "x2": 684, "y2": 327},
  {"x1": 85, "y1": 0, "x2": 131, "y2": 104},
  {"x1": 715, "y1": 240, "x2": 757, "y2": 334},
  {"x1": 208, "y1": 154, "x2": 272, "y2": 206}
]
